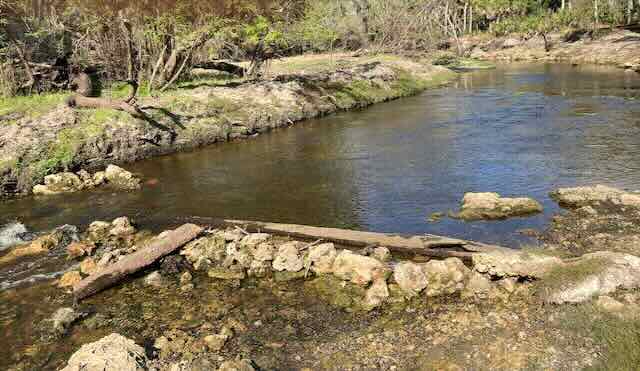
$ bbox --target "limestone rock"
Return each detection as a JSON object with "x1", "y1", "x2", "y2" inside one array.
[
  {"x1": 473, "y1": 251, "x2": 563, "y2": 279},
  {"x1": 86, "y1": 221, "x2": 111, "y2": 242},
  {"x1": 393, "y1": 261, "x2": 427, "y2": 296},
  {"x1": 66, "y1": 241, "x2": 92, "y2": 259},
  {"x1": 252, "y1": 242, "x2": 276, "y2": 262},
  {"x1": 110, "y1": 217, "x2": 136, "y2": 236},
  {"x1": 208, "y1": 267, "x2": 246, "y2": 280},
  {"x1": 104, "y1": 164, "x2": 141, "y2": 190},
  {"x1": 422, "y1": 258, "x2": 470, "y2": 297},
  {"x1": 305, "y1": 243, "x2": 337, "y2": 274},
  {"x1": 181, "y1": 236, "x2": 226, "y2": 269},
  {"x1": 545, "y1": 252, "x2": 640, "y2": 304},
  {"x1": 240, "y1": 233, "x2": 271, "y2": 246},
  {"x1": 462, "y1": 272, "x2": 493, "y2": 299},
  {"x1": 204, "y1": 326, "x2": 233, "y2": 351},
  {"x1": 372, "y1": 246, "x2": 391, "y2": 262},
  {"x1": 332, "y1": 250, "x2": 390, "y2": 286},
  {"x1": 364, "y1": 279, "x2": 389, "y2": 310},
  {"x1": 550, "y1": 185, "x2": 640, "y2": 209},
  {"x1": 92, "y1": 171, "x2": 106, "y2": 186},
  {"x1": 80, "y1": 257, "x2": 98, "y2": 275},
  {"x1": 60, "y1": 333, "x2": 148, "y2": 371},
  {"x1": 455, "y1": 192, "x2": 543, "y2": 220},
  {"x1": 33, "y1": 172, "x2": 83, "y2": 195},
  {"x1": 272, "y1": 242, "x2": 304, "y2": 272},
  {"x1": 596, "y1": 295, "x2": 625, "y2": 313},
  {"x1": 144, "y1": 271, "x2": 165, "y2": 287},
  {"x1": 180, "y1": 271, "x2": 193, "y2": 284},
  {"x1": 58, "y1": 271, "x2": 82, "y2": 288}
]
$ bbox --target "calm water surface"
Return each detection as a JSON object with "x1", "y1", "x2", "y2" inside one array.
[{"x1": 2, "y1": 63, "x2": 640, "y2": 248}]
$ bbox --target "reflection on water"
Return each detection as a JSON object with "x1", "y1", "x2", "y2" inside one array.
[{"x1": 1, "y1": 63, "x2": 639, "y2": 247}]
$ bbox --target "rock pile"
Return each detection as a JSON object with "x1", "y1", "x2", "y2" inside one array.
[{"x1": 33, "y1": 164, "x2": 141, "y2": 195}]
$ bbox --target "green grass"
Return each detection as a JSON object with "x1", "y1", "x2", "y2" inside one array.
[
  {"x1": 562, "y1": 303, "x2": 640, "y2": 371},
  {"x1": 0, "y1": 93, "x2": 67, "y2": 123},
  {"x1": 534, "y1": 257, "x2": 608, "y2": 300}
]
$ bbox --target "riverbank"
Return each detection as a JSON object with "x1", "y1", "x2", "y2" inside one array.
[
  {"x1": 460, "y1": 29, "x2": 640, "y2": 71},
  {"x1": 0, "y1": 54, "x2": 456, "y2": 199}
]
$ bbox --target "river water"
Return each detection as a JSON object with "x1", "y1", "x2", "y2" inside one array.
[{"x1": 2, "y1": 63, "x2": 640, "y2": 248}]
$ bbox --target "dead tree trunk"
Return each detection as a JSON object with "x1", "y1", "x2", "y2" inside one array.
[{"x1": 73, "y1": 223, "x2": 203, "y2": 301}]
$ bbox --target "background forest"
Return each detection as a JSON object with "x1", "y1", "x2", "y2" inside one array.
[{"x1": 1, "y1": 0, "x2": 639, "y2": 97}]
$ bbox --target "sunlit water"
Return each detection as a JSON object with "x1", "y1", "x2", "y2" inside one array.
[{"x1": 1, "y1": 63, "x2": 639, "y2": 249}]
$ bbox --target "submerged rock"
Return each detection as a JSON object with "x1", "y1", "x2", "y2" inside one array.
[
  {"x1": 32, "y1": 165, "x2": 141, "y2": 196},
  {"x1": 0, "y1": 225, "x2": 78, "y2": 265},
  {"x1": 217, "y1": 359, "x2": 256, "y2": 371},
  {"x1": 50, "y1": 307, "x2": 85, "y2": 336},
  {"x1": 110, "y1": 216, "x2": 136, "y2": 237},
  {"x1": 455, "y1": 192, "x2": 543, "y2": 221},
  {"x1": 58, "y1": 271, "x2": 82, "y2": 288},
  {"x1": 332, "y1": 250, "x2": 390, "y2": 286},
  {"x1": 550, "y1": 185, "x2": 640, "y2": 209},
  {"x1": 144, "y1": 271, "x2": 165, "y2": 287},
  {"x1": 204, "y1": 326, "x2": 234, "y2": 351},
  {"x1": 80, "y1": 257, "x2": 98, "y2": 275},
  {"x1": 60, "y1": 333, "x2": 148, "y2": 371}
]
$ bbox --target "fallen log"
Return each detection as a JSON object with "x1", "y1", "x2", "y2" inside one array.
[
  {"x1": 184, "y1": 217, "x2": 511, "y2": 263},
  {"x1": 73, "y1": 223, "x2": 203, "y2": 301}
]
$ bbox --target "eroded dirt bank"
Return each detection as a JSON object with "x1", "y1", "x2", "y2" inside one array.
[
  {"x1": 460, "y1": 29, "x2": 640, "y2": 70},
  {"x1": 0, "y1": 55, "x2": 456, "y2": 199}
]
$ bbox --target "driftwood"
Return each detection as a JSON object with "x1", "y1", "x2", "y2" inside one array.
[
  {"x1": 73, "y1": 223, "x2": 203, "y2": 301},
  {"x1": 187, "y1": 218, "x2": 511, "y2": 263},
  {"x1": 194, "y1": 61, "x2": 246, "y2": 77}
]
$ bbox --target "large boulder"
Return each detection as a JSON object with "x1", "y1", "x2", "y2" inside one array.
[
  {"x1": 454, "y1": 192, "x2": 543, "y2": 220},
  {"x1": 550, "y1": 185, "x2": 640, "y2": 209},
  {"x1": 104, "y1": 164, "x2": 141, "y2": 191},
  {"x1": 544, "y1": 252, "x2": 640, "y2": 304},
  {"x1": 422, "y1": 258, "x2": 470, "y2": 297},
  {"x1": 305, "y1": 243, "x2": 337, "y2": 274},
  {"x1": 473, "y1": 250, "x2": 563, "y2": 279},
  {"x1": 332, "y1": 250, "x2": 390, "y2": 286},
  {"x1": 60, "y1": 333, "x2": 148, "y2": 371}
]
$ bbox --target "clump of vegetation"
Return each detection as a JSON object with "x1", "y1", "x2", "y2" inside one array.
[
  {"x1": 534, "y1": 257, "x2": 609, "y2": 300},
  {"x1": 562, "y1": 302, "x2": 640, "y2": 370}
]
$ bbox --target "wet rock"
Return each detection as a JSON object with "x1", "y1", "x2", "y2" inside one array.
[
  {"x1": 110, "y1": 216, "x2": 136, "y2": 236},
  {"x1": 422, "y1": 258, "x2": 470, "y2": 297},
  {"x1": 217, "y1": 359, "x2": 256, "y2": 371},
  {"x1": 272, "y1": 241, "x2": 304, "y2": 272},
  {"x1": 333, "y1": 250, "x2": 390, "y2": 286},
  {"x1": 50, "y1": 307, "x2": 84, "y2": 336},
  {"x1": 160, "y1": 255, "x2": 187, "y2": 275},
  {"x1": 80, "y1": 257, "x2": 98, "y2": 275},
  {"x1": 473, "y1": 251, "x2": 563, "y2": 279},
  {"x1": 305, "y1": 275, "x2": 369, "y2": 312},
  {"x1": 181, "y1": 236, "x2": 226, "y2": 270},
  {"x1": 58, "y1": 271, "x2": 82, "y2": 288},
  {"x1": 550, "y1": 185, "x2": 640, "y2": 209},
  {"x1": 144, "y1": 271, "x2": 165, "y2": 287},
  {"x1": 92, "y1": 171, "x2": 106, "y2": 186},
  {"x1": 33, "y1": 172, "x2": 83, "y2": 195},
  {"x1": 393, "y1": 262, "x2": 427, "y2": 296},
  {"x1": 545, "y1": 252, "x2": 640, "y2": 304},
  {"x1": 77, "y1": 169, "x2": 94, "y2": 188},
  {"x1": 305, "y1": 242, "x2": 337, "y2": 274},
  {"x1": 104, "y1": 164, "x2": 141, "y2": 190},
  {"x1": 208, "y1": 267, "x2": 246, "y2": 280},
  {"x1": 454, "y1": 192, "x2": 543, "y2": 220},
  {"x1": 364, "y1": 279, "x2": 390, "y2": 309},
  {"x1": 97, "y1": 252, "x2": 114, "y2": 268},
  {"x1": 60, "y1": 333, "x2": 148, "y2": 371},
  {"x1": 204, "y1": 326, "x2": 234, "y2": 351},
  {"x1": 240, "y1": 233, "x2": 271, "y2": 246}
]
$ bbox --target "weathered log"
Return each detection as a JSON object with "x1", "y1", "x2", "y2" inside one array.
[
  {"x1": 194, "y1": 61, "x2": 246, "y2": 77},
  {"x1": 73, "y1": 223, "x2": 203, "y2": 301},
  {"x1": 186, "y1": 218, "x2": 511, "y2": 263}
]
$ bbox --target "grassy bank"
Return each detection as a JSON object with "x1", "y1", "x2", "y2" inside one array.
[{"x1": 0, "y1": 54, "x2": 457, "y2": 198}]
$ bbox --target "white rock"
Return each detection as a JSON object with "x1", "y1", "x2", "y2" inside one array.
[
  {"x1": 110, "y1": 216, "x2": 136, "y2": 236},
  {"x1": 241, "y1": 233, "x2": 271, "y2": 245},
  {"x1": 422, "y1": 258, "x2": 470, "y2": 297},
  {"x1": 393, "y1": 262, "x2": 427, "y2": 296},
  {"x1": 473, "y1": 250, "x2": 563, "y2": 279},
  {"x1": 372, "y1": 246, "x2": 391, "y2": 262},
  {"x1": 456, "y1": 192, "x2": 543, "y2": 220},
  {"x1": 252, "y1": 242, "x2": 275, "y2": 262},
  {"x1": 272, "y1": 242, "x2": 304, "y2": 272},
  {"x1": 144, "y1": 271, "x2": 164, "y2": 287},
  {"x1": 332, "y1": 250, "x2": 390, "y2": 286},
  {"x1": 550, "y1": 185, "x2": 640, "y2": 208},
  {"x1": 104, "y1": 164, "x2": 141, "y2": 190},
  {"x1": 364, "y1": 279, "x2": 390, "y2": 309},
  {"x1": 60, "y1": 333, "x2": 147, "y2": 371},
  {"x1": 306, "y1": 243, "x2": 337, "y2": 274}
]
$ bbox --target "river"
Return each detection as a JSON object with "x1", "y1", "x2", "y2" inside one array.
[{"x1": 1, "y1": 63, "x2": 639, "y2": 248}]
